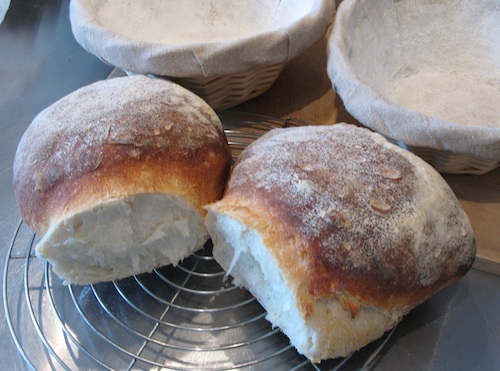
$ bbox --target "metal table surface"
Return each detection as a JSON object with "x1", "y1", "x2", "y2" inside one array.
[{"x1": 0, "y1": 1, "x2": 498, "y2": 370}]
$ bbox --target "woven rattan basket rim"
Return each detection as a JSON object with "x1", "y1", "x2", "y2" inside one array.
[
  {"x1": 386, "y1": 137, "x2": 500, "y2": 175},
  {"x1": 166, "y1": 63, "x2": 285, "y2": 110}
]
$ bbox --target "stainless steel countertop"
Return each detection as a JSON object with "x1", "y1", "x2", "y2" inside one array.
[{"x1": 1, "y1": 1, "x2": 498, "y2": 370}]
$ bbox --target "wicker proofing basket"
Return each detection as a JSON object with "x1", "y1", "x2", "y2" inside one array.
[
  {"x1": 70, "y1": 0, "x2": 336, "y2": 110},
  {"x1": 168, "y1": 63, "x2": 285, "y2": 110},
  {"x1": 385, "y1": 138, "x2": 500, "y2": 175},
  {"x1": 327, "y1": 0, "x2": 500, "y2": 174}
]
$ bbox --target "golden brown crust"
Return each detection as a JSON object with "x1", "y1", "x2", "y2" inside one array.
[
  {"x1": 209, "y1": 124, "x2": 475, "y2": 314},
  {"x1": 14, "y1": 75, "x2": 231, "y2": 236}
]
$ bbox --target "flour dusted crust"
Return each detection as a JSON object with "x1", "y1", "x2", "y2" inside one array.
[
  {"x1": 206, "y1": 124, "x2": 475, "y2": 360},
  {"x1": 13, "y1": 75, "x2": 231, "y2": 284}
]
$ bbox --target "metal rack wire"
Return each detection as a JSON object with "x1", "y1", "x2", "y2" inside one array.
[{"x1": 3, "y1": 112, "x2": 396, "y2": 370}]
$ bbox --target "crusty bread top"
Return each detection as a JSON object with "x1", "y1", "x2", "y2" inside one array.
[
  {"x1": 14, "y1": 75, "x2": 231, "y2": 237},
  {"x1": 208, "y1": 124, "x2": 475, "y2": 314}
]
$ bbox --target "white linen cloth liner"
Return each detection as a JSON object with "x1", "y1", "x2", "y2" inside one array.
[
  {"x1": 70, "y1": 0, "x2": 335, "y2": 78},
  {"x1": 327, "y1": 0, "x2": 500, "y2": 162}
]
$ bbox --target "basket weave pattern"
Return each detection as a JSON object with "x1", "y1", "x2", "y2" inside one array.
[
  {"x1": 166, "y1": 63, "x2": 285, "y2": 110},
  {"x1": 387, "y1": 137, "x2": 500, "y2": 175}
]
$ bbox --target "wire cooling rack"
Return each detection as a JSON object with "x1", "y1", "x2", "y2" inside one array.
[{"x1": 3, "y1": 112, "x2": 396, "y2": 370}]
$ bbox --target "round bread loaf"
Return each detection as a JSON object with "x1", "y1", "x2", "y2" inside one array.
[
  {"x1": 14, "y1": 75, "x2": 231, "y2": 285},
  {"x1": 205, "y1": 123, "x2": 475, "y2": 362}
]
